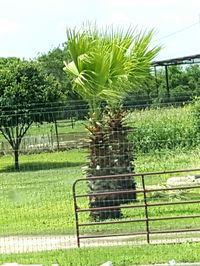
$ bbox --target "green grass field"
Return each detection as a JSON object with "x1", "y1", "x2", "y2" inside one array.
[
  {"x1": 0, "y1": 149, "x2": 85, "y2": 236},
  {"x1": 1, "y1": 148, "x2": 200, "y2": 237},
  {"x1": 1, "y1": 105, "x2": 200, "y2": 265},
  {"x1": 1, "y1": 242, "x2": 200, "y2": 266}
]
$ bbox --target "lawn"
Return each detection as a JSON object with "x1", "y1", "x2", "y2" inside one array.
[
  {"x1": 1, "y1": 105, "x2": 200, "y2": 265},
  {"x1": 1, "y1": 242, "x2": 200, "y2": 266},
  {"x1": 1, "y1": 148, "x2": 200, "y2": 237},
  {"x1": 0, "y1": 149, "x2": 86, "y2": 236}
]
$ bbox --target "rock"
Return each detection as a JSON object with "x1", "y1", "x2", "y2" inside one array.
[
  {"x1": 168, "y1": 259, "x2": 176, "y2": 265},
  {"x1": 166, "y1": 176, "x2": 196, "y2": 187},
  {"x1": 100, "y1": 262, "x2": 113, "y2": 266}
]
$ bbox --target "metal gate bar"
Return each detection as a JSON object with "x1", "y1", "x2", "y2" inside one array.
[{"x1": 72, "y1": 168, "x2": 200, "y2": 247}]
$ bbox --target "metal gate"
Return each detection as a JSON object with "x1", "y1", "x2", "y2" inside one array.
[{"x1": 73, "y1": 168, "x2": 200, "y2": 247}]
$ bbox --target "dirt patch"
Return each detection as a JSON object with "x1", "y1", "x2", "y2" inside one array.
[{"x1": 1, "y1": 234, "x2": 200, "y2": 254}]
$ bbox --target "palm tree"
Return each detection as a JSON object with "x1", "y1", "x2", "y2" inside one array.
[{"x1": 64, "y1": 24, "x2": 160, "y2": 220}]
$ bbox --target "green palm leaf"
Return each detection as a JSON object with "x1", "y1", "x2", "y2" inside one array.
[{"x1": 64, "y1": 24, "x2": 161, "y2": 113}]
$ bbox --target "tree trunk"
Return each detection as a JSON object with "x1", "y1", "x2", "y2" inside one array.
[
  {"x1": 107, "y1": 110, "x2": 136, "y2": 204},
  {"x1": 14, "y1": 147, "x2": 20, "y2": 171},
  {"x1": 90, "y1": 195, "x2": 121, "y2": 220},
  {"x1": 86, "y1": 118, "x2": 122, "y2": 221}
]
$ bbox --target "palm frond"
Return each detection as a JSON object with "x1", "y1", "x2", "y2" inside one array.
[{"x1": 65, "y1": 24, "x2": 161, "y2": 112}]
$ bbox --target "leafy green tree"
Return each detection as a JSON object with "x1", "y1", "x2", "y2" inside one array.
[
  {"x1": 64, "y1": 25, "x2": 160, "y2": 220},
  {"x1": 37, "y1": 45, "x2": 88, "y2": 120},
  {"x1": 38, "y1": 45, "x2": 70, "y2": 93},
  {"x1": 153, "y1": 64, "x2": 200, "y2": 104},
  {"x1": 123, "y1": 75, "x2": 157, "y2": 107},
  {"x1": 0, "y1": 58, "x2": 63, "y2": 170},
  {"x1": 186, "y1": 65, "x2": 200, "y2": 96}
]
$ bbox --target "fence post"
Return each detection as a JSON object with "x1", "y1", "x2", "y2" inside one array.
[
  {"x1": 72, "y1": 181, "x2": 81, "y2": 247},
  {"x1": 141, "y1": 174, "x2": 150, "y2": 243}
]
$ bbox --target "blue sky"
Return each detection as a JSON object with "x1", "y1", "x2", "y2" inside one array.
[{"x1": 1, "y1": 0, "x2": 200, "y2": 60}]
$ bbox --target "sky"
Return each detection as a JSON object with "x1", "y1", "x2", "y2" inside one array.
[{"x1": 1, "y1": 0, "x2": 200, "y2": 60}]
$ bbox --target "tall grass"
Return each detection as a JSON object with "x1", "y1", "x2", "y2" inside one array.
[
  {"x1": 128, "y1": 104, "x2": 199, "y2": 153},
  {"x1": 0, "y1": 104, "x2": 199, "y2": 155}
]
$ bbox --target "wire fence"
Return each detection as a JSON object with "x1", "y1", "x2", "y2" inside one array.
[{"x1": 1, "y1": 102, "x2": 200, "y2": 265}]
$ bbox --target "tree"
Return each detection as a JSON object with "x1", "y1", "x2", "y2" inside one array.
[
  {"x1": 0, "y1": 58, "x2": 63, "y2": 170},
  {"x1": 37, "y1": 45, "x2": 70, "y2": 93},
  {"x1": 152, "y1": 64, "x2": 200, "y2": 104},
  {"x1": 64, "y1": 24, "x2": 160, "y2": 220},
  {"x1": 37, "y1": 45, "x2": 88, "y2": 120},
  {"x1": 123, "y1": 74, "x2": 158, "y2": 108}
]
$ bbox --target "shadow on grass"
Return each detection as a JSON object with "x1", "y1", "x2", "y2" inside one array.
[{"x1": 0, "y1": 161, "x2": 84, "y2": 173}]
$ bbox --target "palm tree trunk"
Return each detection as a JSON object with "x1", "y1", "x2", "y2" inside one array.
[
  {"x1": 107, "y1": 110, "x2": 136, "y2": 204},
  {"x1": 86, "y1": 110, "x2": 136, "y2": 221},
  {"x1": 86, "y1": 117, "x2": 122, "y2": 221}
]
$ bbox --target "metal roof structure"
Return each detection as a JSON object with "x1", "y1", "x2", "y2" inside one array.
[
  {"x1": 151, "y1": 54, "x2": 200, "y2": 100},
  {"x1": 152, "y1": 53, "x2": 200, "y2": 67}
]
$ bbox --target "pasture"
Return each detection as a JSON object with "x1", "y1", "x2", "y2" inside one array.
[
  {"x1": 2, "y1": 242, "x2": 200, "y2": 266},
  {"x1": 1, "y1": 105, "x2": 200, "y2": 265},
  {"x1": 1, "y1": 148, "x2": 200, "y2": 236}
]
